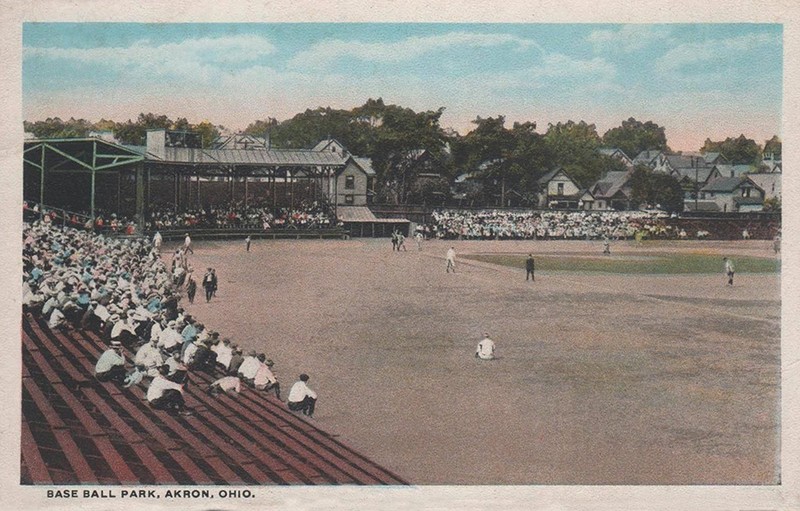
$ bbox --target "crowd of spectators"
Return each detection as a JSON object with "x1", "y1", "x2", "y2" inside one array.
[
  {"x1": 24, "y1": 201, "x2": 137, "y2": 234},
  {"x1": 428, "y1": 209, "x2": 675, "y2": 240},
  {"x1": 22, "y1": 221, "x2": 284, "y2": 415},
  {"x1": 146, "y1": 199, "x2": 337, "y2": 231}
]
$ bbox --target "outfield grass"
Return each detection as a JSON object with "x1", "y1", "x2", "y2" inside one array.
[{"x1": 464, "y1": 252, "x2": 781, "y2": 274}]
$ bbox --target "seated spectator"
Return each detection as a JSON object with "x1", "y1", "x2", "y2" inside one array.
[
  {"x1": 164, "y1": 351, "x2": 189, "y2": 384},
  {"x1": 190, "y1": 337, "x2": 218, "y2": 373},
  {"x1": 208, "y1": 375, "x2": 242, "y2": 396},
  {"x1": 237, "y1": 350, "x2": 260, "y2": 383},
  {"x1": 146, "y1": 365, "x2": 189, "y2": 414},
  {"x1": 213, "y1": 338, "x2": 234, "y2": 372},
  {"x1": 253, "y1": 355, "x2": 281, "y2": 399},
  {"x1": 227, "y1": 346, "x2": 245, "y2": 375},
  {"x1": 134, "y1": 338, "x2": 164, "y2": 377},
  {"x1": 287, "y1": 373, "x2": 317, "y2": 418},
  {"x1": 95, "y1": 340, "x2": 127, "y2": 384}
]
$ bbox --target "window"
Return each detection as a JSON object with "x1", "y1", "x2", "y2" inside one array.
[
  {"x1": 345, "y1": 194, "x2": 354, "y2": 205},
  {"x1": 557, "y1": 183, "x2": 564, "y2": 195},
  {"x1": 345, "y1": 175, "x2": 355, "y2": 189}
]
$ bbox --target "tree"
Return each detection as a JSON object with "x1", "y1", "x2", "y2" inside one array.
[
  {"x1": 243, "y1": 118, "x2": 279, "y2": 139},
  {"x1": 24, "y1": 117, "x2": 94, "y2": 138},
  {"x1": 601, "y1": 117, "x2": 670, "y2": 158},
  {"x1": 193, "y1": 121, "x2": 220, "y2": 148},
  {"x1": 700, "y1": 135, "x2": 761, "y2": 165},
  {"x1": 629, "y1": 165, "x2": 684, "y2": 212}
]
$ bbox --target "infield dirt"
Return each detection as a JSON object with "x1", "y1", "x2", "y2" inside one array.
[{"x1": 173, "y1": 238, "x2": 780, "y2": 485}]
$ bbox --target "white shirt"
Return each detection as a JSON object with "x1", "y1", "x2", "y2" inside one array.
[
  {"x1": 48, "y1": 308, "x2": 66, "y2": 329},
  {"x1": 288, "y1": 380, "x2": 317, "y2": 403},
  {"x1": 153, "y1": 232, "x2": 162, "y2": 247},
  {"x1": 146, "y1": 375, "x2": 184, "y2": 402},
  {"x1": 476, "y1": 337, "x2": 496, "y2": 360},
  {"x1": 212, "y1": 376, "x2": 241, "y2": 394},
  {"x1": 446, "y1": 248, "x2": 456, "y2": 262},
  {"x1": 254, "y1": 364, "x2": 277, "y2": 388},
  {"x1": 183, "y1": 342, "x2": 199, "y2": 365},
  {"x1": 135, "y1": 343, "x2": 163, "y2": 371},
  {"x1": 725, "y1": 260, "x2": 735, "y2": 273},
  {"x1": 184, "y1": 235, "x2": 192, "y2": 247},
  {"x1": 158, "y1": 327, "x2": 183, "y2": 350},
  {"x1": 238, "y1": 356, "x2": 261, "y2": 379},
  {"x1": 213, "y1": 344, "x2": 233, "y2": 370},
  {"x1": 111, "y1": 319, "x2": 137, "y2": 339}
]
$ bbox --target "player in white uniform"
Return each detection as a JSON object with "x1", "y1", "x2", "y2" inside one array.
[{"x1": 475, "y1": 333, "x2": 495, "y2": 360}]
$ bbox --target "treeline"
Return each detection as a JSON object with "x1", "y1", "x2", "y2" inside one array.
[{"x1": 25, "y1": 98, "x2": 780, "y2": 207}]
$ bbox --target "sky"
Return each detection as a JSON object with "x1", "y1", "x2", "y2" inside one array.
[{"x1": 22, "y1": 23, "x2": 782, "y2": 152}]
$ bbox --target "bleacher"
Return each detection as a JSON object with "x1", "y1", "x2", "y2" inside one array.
[
  {"x1": 154, "y1": 228, "x2": 349, "y2": 241},
  {"x1": 21, "y1": 314, "x2": 406, "y2": 485}
]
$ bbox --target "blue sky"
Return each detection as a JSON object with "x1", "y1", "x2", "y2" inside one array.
[{"x1": 23, "y1": 23, "x2": 782, "y2": 151}]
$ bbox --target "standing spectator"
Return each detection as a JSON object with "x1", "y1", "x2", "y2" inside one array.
[
  {"x1": 773, "y1": 234, "x2": 781, "y2": 254},
  {"x1": 603, "y1": 237, "x2": 611, "y2": 255},
  {"x1": 202, "y1": 268, "x2": 215, "y2": 302},
  {"x1": 186, "y1": 274, "x2": 197, "y2": 304},
  {"x1": 287, "y1": 374, "x2": 317, "y2": 418},
  {"x1": 245, "y1": 235, "x2": 251, "y2": 252},
  {"x1": 525, "y1": 254, "x2": 535, "y2": 282},
  {"x1": 184, "y1": 232, "x2": 194, "y2": 255},
  {"x1": 723, "y1": 257, "x2": 735, "y2": 286},
  {"x1": 211, "y1": 269, "x2": 218, "y2": 297},
  {"x1": 152, "y1": 231, "x2": 162, "y2": 253},
  {"x1": 95, "y1": 340, "x2": 127, "y2": 384},
  {"x1": 397, "y1": 232, "x2": 407, "y2": 252},
  {"x1": 446, "y1": 247, "x2": 456, "y2": 273},
  {"x1": 415, "y1": 231, "x2": 423, "y2": 251},
  {"x1": 475, "y1": 333, "x2": 496, "y2": 360}
]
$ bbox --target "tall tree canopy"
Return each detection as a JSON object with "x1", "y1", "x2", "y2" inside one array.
[
  {"x1": 24, "y1": 117, "x2": 94, "y2": 139},
  {"x1": 601, "y1": 117, "x2": 670, "y2": 159},
  {"x1": 544, "y1": 121, "x2": 623, "y2": 188},
  {"x1": 628, "y1": 165, "x2": 684, "y2": 213},
  {"x1": 700, "y1": 134, "x2": 761, "y2": 165}
]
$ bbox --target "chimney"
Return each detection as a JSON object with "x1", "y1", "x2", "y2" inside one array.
[{"x1": 146, "y1": 129, "x2": 166, "y2": 160}]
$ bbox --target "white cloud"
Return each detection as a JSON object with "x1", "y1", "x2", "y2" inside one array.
[
  {"x1": 588, "y1": 25, "x2": 672, "y2": 53},
  {"x1": 25, "y1": 34, "x2": 278, "y2": 80},
  {"x1": 287, "y1": 31, "x2": 543, "y2": 69},
  {"x1": 655, "y1": 32, "x2": 780, "y2": 74}
]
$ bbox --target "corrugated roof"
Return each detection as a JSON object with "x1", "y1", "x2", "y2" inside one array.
[{"x1": 156, "y1": 147, "x2": 347, "y2": 166}]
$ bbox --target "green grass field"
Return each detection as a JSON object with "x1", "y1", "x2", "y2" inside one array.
[{"x1": 464, "y1": 252, "x2": 781, "y2": 274}]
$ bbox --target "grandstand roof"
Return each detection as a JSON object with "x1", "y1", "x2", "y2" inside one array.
[{"x1": 150, "y1": 147, "x2": 348, "y2": 166}]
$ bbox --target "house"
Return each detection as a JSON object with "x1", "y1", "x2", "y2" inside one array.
[
  {"x1": 747, "y1": 173, "x2": 781, "y2": 201},
  {"x1": 652, "y1": 154, "x2": 708, "y2": 175},
  {"x1": 212, "y1": 133, "x2": 269, "y2": 150},
  {"x1": 537, "y1": 167, "x2": 583, "y2": 209},
  {"x1": 591, "y1": 170, "x2": 634, "y2": 210},
  {"x1": 681, "y1": 151, "x2": 728, "y2": 165},
  {"x1": 597, "y1": 147, "x2": 634, "y2": 168},
  {"x1": 698, "y1": 176, "x2": 765, "y2": 213},
  {"x1": 312, "y1": 138, "x2": 350, "y2": 157},
  {"x1": 632, "y1": 149, "x2": 664, "y2": 168},
  {"x1": 329, "y1": 156, "x2": 376, "y2": 206},
  {"x1": 672, "y1": 166, "x2": 723, "y2": 199}
]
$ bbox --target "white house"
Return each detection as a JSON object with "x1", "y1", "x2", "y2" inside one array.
[{"x1": 699, "y1": 176, "x2": 765, "y2": 213}]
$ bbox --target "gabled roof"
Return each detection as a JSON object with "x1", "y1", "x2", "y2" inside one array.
[
  {"x1": 349, "y1": 156, "x2": 377, "y2": 176},
  {"x1": 633, "y1": 149, "x2": 663, "y2": 165},
  {"x1": 537, "y1": 167, "x2": 573, "y2": 185},
  {"x1": 212, "y1": 133, "x2": 269, "y2": 150},
  {"x1": 311, "y1": 138, "x2": 349, "y2": 155},
  {"x1": 713, "y1": 164, "x2": 756, "y2": 178},
  {"x1": 702, "y1": 176, "x2": 763, "y2": 193},
  {"x1": 592, "y1": 170, "x2": 631, "y2": 199},
  {"x1": 597, "y1": 147, "x2": 631, "y2": 160},
  {"x1": 673, "y1": 167, "x2": 717, "y2": 183}
]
